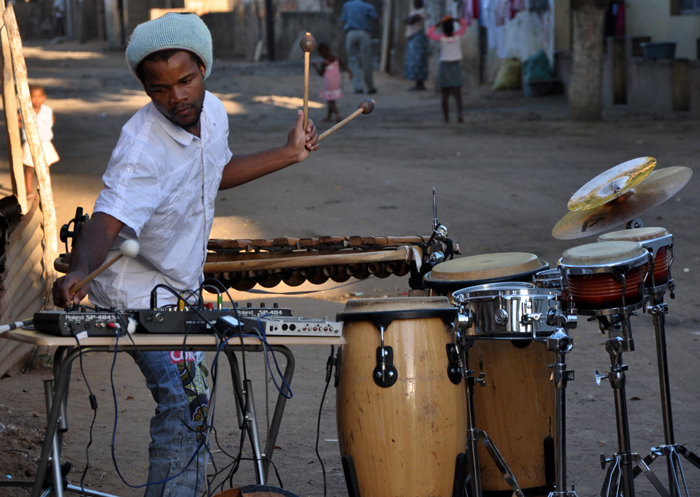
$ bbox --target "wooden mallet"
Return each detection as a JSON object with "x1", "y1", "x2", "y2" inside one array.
[
  {"x1": 318, "y1": 99, "x2": 375, "y2": 142},
  {"x1": 300, "y1": 32, "x2": 316, "y2": 131},
  {"x1": 69, "y1": 239, "x2": 140, "y2": 296}
]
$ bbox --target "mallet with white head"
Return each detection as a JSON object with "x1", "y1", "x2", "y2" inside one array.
[{"x1": 69, "y1": 239, "x2": 140, "y2": 296}]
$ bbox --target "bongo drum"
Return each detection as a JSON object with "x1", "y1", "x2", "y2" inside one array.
[
  {"x1": 423, "y1": 252, "x2": 548, "y2": 295},
  {"x1": 425, "y1": 256, "x2": 557, "y2": 497},
  {"x1": 559, "y1": 241, "x2": 650, "y2": 314},
  {"x1": 335, "y1": 297, "x2": 465, "y2": 497},
  {"x1": 598, "y1": 227, "x2": 673, "y2": 291}
]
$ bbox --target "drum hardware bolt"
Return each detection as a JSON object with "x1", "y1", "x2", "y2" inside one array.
[
  {"x1": 521, "y1": 312, "x2": 542, "y2": 325},
  {"x1": 594, "y1": 369, "x2": 609, "y2": 386},
  {"x1": 433, "y1": 224, "x2": 449, "y2": 241},
  {"x1": 476, "y1": 372, "x2": 486, "y2": 386},
  {"x1": 456, "y1": 310, "x2": 472, "y2": 331},
  {"x1": 427, "y1": 251, "x2": 445, "y2": 267},
  {"x1": 600, "y1": 453, "x2": 612, "y2": 469},
  {"x1": 546, "y1": 309, "x2": 566, "y2": 327},
  {"x1": 494, "y1": 308, "x2": 509, "y2": 326},
  {"x1": 626, "y1": 218, "x2": 644, "y2": 229}
]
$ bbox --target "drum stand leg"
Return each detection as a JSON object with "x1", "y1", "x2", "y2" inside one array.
[
  {"x1": 595, "y1": 317, "x2": 670, "y2": 497},
  {"x1": 546, "y1": 329, "x2": 577, "y2": 497},
  {"x1": 456, "y1": 336, "x2": 525, "y2": 497},
  {"x1": 636, "y1": 298, "x2": 700, "y2": 497}
]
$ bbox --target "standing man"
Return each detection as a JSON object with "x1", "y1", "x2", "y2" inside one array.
[
  {"x1": 53, "y1": 13, "x2": 318, "y2": 497},
  {"x1": 341, "y1": 0, "x2": 378, "y2": 94}
]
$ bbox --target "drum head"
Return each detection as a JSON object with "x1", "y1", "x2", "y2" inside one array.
[
  {"x1": 598, "y1": 227, "x2": 669, "y2": 242},
  {"x1": 424, "y1": 253, "x2": 548, "y2": 293},
  {"x1": 560, "y1": 241, "x2": 646, "y2": 266},
  {"x1": 342, "y1": 296, "x2": 451, "y2": 313}
]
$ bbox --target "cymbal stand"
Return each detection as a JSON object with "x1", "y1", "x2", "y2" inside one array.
[
  {"x1": 594, "y1": 312, "x2": 670, "y2": 497},
  {"x1": 452, "y1": 321, "x2": 525, "y2": 497},
  {"x1": 546, "y1": 315, "x2": 577, "y2": 497},
  {"x1": 638, "y1": 283, "x2": 700, "y2": 497}
]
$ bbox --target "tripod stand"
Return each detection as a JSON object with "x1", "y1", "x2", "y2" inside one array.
[
  {"x1": 636, "y1": 286, "x2": 700, "y2": 497},
  {"x1": 594, "y1": 311, "x2": 670, "y2": 497},
  {"x1": 546, "y1": 323, "x2": 578, "y2": 497},
  {"x1": 453, "y1": 328, "x2": 524, "y2": 497}
]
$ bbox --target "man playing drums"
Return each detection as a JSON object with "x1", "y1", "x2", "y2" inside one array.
[{"x1": 53, "y1": 13, "x2": 319, "y2": 496}]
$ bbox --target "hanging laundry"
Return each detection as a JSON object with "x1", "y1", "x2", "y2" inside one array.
[{"x1": 464, "y1": 0, "x2": 480, "y2": 26}]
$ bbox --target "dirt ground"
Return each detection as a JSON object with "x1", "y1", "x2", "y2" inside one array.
[{"x1": 0, "y1": 41, "x2": 699, "y2": 497}]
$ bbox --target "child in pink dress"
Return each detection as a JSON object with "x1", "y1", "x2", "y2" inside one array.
[{"x1": 313, "y1": 43, "x2": 353, "y2": 122}]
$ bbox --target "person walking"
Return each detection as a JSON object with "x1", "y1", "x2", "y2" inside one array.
[{"x1": 341, "y1": 0, "x2": 378, "y2": 94}]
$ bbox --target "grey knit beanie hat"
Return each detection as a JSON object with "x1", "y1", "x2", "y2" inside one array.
[{"x1": 125, "y1": 13, "x2": 213, "y2": 80}]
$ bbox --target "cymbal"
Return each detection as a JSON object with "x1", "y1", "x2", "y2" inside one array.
[
  {"x1": 552, "y1": 166, "x2": 692, "y2": 240},
  {"x1": 567, "y1": 157, "x2": 656, "y2": 211}
]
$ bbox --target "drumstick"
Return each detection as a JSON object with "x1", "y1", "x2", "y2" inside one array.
[
  {"x1": 300, "y1": 32, "x2": 316, "y2": 131},
  {"x1": 69, "y1": 240, "x2": 140, "y2": 296},
  {"x1": 319, "y1": 99, "x2": 374, "y2": 142}
]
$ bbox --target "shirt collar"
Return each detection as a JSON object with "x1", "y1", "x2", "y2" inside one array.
[{"x1": 147, "y1": 92, "x2": 212, "y2": 147}]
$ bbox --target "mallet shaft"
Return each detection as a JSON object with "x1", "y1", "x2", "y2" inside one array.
[
  {"x1": 303, "y1": 51, "x2": 310, "y2": 130},
  {"x1": 69, "y1": 253, "x2": 123, "y2": 296},
  {"x1": 318, "y1": 108, "x2": 363, "y2": 142}
]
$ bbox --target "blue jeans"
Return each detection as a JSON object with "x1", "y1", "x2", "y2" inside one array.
[
  {"x1": 130, "y1": 350, "x2": 210, "y2": 497},
  {"x1": 345, "y1": 29, "x2": 375, "y2": 92}
]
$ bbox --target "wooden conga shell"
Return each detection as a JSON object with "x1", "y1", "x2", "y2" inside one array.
[
  {"x1": 471, "y1": 339, "x2": 555, "y2": 495},
  {"x1": 336, "y1": 297, "x2": 466, "y2": 497},
  {"x1": 424, "y1": 254, "x2": 557, "y2": 495}
]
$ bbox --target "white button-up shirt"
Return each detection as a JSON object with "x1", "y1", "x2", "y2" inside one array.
[{"x1": 90, "y1": 91, "x2": 232, "y2": 309}]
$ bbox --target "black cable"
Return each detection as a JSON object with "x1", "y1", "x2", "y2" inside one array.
[
  {"x1": 315, "y1": 346, "x2": 335, "y2": 497},
  {"x1": 73, "y1": 335, "x2": 98, "y2": 495}
]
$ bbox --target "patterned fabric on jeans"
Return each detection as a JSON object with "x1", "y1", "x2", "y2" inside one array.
[{"x1": 130, "y1": 350, "x2": 210, "y2": 497}]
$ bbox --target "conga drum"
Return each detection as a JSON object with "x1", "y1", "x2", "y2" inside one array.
[
  {"x1": 598, "y1": 227, "x2": 673, "y2": 292},
  {"x1": 424, "y1": 254, "x2": 556, "y2": 496},
  {"x1": 335, "y1": 297, "x2": 465, "y2": 497},
  {"x1": 559, "y1": 241, "x2": 650, "y2": 314}
]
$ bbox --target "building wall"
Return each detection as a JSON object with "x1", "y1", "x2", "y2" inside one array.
[
  {"x1": 626, "y1": 0, "x2": 700, "y2": 59},
  {"x1": 554, "y1": 0, "x2": 570, "y2": 51}
]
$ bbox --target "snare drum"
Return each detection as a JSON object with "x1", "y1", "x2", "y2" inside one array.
[
  {"x1": 598, "y1": 227, "x2": 673, "y2": 291},
  {"x1": 453, "y1": 283, "x2": 561, "y2": 339},
  {"x1": 423, "y1": 252, "x2": 548, "y2": 295},
  {"x1": 559, "y1": 241, "x2": 650, "y2": 314},
  {"x1": 335, "y1": 297, "x2": 466, "y2": 497}
]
